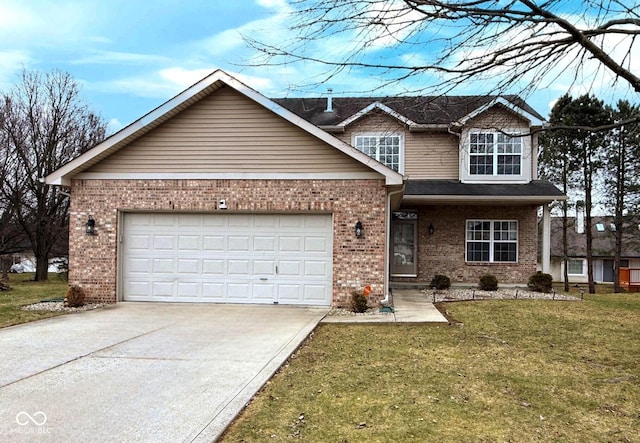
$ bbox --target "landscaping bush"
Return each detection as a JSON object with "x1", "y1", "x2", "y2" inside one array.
[
  {"x1": 479, "y1": 274, "x2": 498, "y2": 291},
  {"x1": 350, "y1": 290, "x2": 368, "y2": 313},
  {"x1": 430, "y1": 274, "x2": 451, "y2": 290},
  {"x1": 528, "y1": 272, "x2": 553, "y2": 293},
  {"x1": 64, "y1": 285, "x2": 85, "y2": 308}
]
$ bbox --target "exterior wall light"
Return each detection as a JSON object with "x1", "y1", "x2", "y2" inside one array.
[
  {"x1": 355, "y1": 221, "x2": 363, "y2": 238},
  {"x1": 86, "y1": 216, "x2": 97, "y2": 235},
  {"x1": 428, "y1": 223, "x2": 435, "y2": 235}
]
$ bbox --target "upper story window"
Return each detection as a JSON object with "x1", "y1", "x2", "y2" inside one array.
[
  {"x1": 354, "y1": 133, "x2": 403, "y2": 173},
  {"x1": 469, "y1": 132, "x2": 522, "y2": 176}
]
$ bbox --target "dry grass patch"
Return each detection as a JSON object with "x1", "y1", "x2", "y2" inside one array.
[
  {"x1": 221, "y1": 294, "x2": 640, "y2": 442},
  {"x1": 0, "y1": 273, "x2": 68, "y2": 328}
]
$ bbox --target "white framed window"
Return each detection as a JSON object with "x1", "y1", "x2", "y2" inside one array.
[
  {"x1": 354, "y1": 133, "x2": 403, "y2": 173},
  {"x1": 469, "y1": 132, "x2": 522, "y2": 176},
  {"x1": 466, "y1": 220, "x2": 518, "y2": 263},
  {"x1": 567, "y1": 259, "x2": 585, "y2": 275}
]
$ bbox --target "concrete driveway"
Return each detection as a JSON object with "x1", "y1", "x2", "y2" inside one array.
[{"x1": 0, "y1": 303, "x2": 328, "y2": 442}]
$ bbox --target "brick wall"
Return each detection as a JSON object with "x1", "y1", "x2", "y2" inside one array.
[
  {"x1": 68, "y1": 178, "x2": 387, "y2": 307},
  {"x1": 392, "y1": 204, "x2": 538, "y2": 285}
]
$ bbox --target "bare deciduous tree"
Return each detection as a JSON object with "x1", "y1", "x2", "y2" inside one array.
[
  {"x1": 247, "y1": 0, "x2": 639, "y2": 126},
  {"x1": 1, "y1": 70, "x2": 106, "y2": 281}
]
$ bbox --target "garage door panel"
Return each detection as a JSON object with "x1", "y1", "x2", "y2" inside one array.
[
  {"x1": 305, "y1": 237, "x2": 329, "y2": 253},
  {"x1": 177, "y1": 281, "x2": 201, "y2": 298},
  {"x1": 278, "y1": 285, "x2": 302, "y2": 302},
  {"x1": 128, "y1": 234, "x2": 151, "y2": 250},
  {"x1": 127, "y1": 281, "x2": 151, "y2": 297},
  {"x1": 228, "y1": 260, "x2": 250, "y2": 275},
  {"x1": 122, "y1": 213, "x2": 332, "y2": 305},
  {"x1": 253, "y1": 283, "x2": 275, "y2": 301},
  {"x1": 178, "y1": 235, "x2": 200, "y2": 250},
  {"x1": 254, "y1": 215, "x2": 279, "y2": 228},
  {"x1": 203, "y1": 283, "x2": 225, "y2": 299},
  {"x1": 227, "y1": 283, "x2": 251, "y2": 300},
  {"x1": 128, "y1": 257, "x2": 152, "y2": 273},
  {"x1": 278, "y1": 260, "x2": 301, "y2": 276},
  {"x1": 279, "y1": 237, "x2": 302, "y2": 253},
  {"x1": 178, "y1": 214, "x2": 201, "y2": 227},
  {"x1": 153, "y1": 235, "x2": 174, "y2": 250},
  {"x1": 203, "y1": 235, "x2": 225, "y2": 251},
  {"x1": 153, "y1": 258, "x2": 174, "y2": 274},
  {"x1": 153, "y1": 215, "x2": 176, "y2": 227},
  {"x1": 152, "y1": 281, "x2": 175, "y2": 297},
  {"x1": 177, "y1": 258, "x2": 200, "y2": 274},
  {"x1": 203, "y1": 259, "x2": 225, "y2": 275},
  {"x1": 253, "y1": 259, "x2": 275, "y2": 275},
  {"x1": 254, "y1": 236, "x2": 276, "y2": 252},
  {"x1": 305, "y1": 261, "x2": 330, "y2": 278},
  {"x1": 228, "y1": 236, "x2": 250, "y2": 252},
  {"x1": 304, "y1": 285, "x2": 328, "y2": 302}
]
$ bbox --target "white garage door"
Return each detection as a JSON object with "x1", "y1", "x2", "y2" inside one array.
[{"x1": 121, "y1": 213, "x2": 333, "y2": 305}]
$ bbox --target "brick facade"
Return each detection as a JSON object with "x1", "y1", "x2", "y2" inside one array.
[
  {"x1": 392, "y1": 204, "x2": 539, "y2": 285},
  {"x1": 68, "y1": 178, "x2": 387, "y2": 307}
]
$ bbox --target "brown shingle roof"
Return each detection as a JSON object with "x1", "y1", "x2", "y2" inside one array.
[{"x1": 273, "y1": 95, "x2": 544, "y2": 127}]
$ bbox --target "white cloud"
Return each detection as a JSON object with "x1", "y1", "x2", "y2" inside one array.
[
  {"x1": 106, "y1": 117, "x2": 123, "y2": 134},
  {"x1": 255, "y1": 0, "x2": 287, "y2": 8},
  {"x1": 71, "y1": 50, "x2": 172, "y2": 66},
  {"x1": 0, "y1": 50, "x2": 32, "y2": 89},
  {"x1": 0, "y1": 1, "x2": 91, "y2": 45}
]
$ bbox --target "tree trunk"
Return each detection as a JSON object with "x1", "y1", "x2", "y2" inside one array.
[{"x1": 35, "y1": 254, "x2": 49, "y2": 281}]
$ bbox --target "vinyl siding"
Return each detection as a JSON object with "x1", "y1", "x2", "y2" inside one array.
[
  {"x1": 336, "y1": 111, "x2": 459, "y2": 179},
  {"x1": 86, "y1": 86, "x2": 371, "y2": 174},
  {"x1": 464, "y1": 108, "x2": 535, "y2": 181}
]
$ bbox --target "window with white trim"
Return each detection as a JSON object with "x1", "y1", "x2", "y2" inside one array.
[
  {"x1": 466, "y1": 220, "x2": 518, "y2": 263},
  {"x1": 354, "y1": 134, "x2": 403, "y2": 173},
  {"x1": 567, "y1": 259, "x2": 585, "y2": 275},
  {"x1": 469, "y1": 132, "x2": 522, "y2": 176}
]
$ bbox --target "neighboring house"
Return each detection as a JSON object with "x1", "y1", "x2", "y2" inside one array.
[
  {"x1": 545, "y1": 216, "x2": 640, "y2": 283},
  {"x1": 46, "y1": 70, "x2": 564, "y2": 307}
]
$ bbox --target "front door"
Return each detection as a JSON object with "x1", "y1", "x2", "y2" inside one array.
[{"x1": 391, "y1": 211, "x2": 418, "y2": 277}]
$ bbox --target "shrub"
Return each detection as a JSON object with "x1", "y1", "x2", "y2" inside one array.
[
  {"x1": 479, "y1": 274, "x2": 498, "y2": 291},
  {"x1": 430, "y1": 274, "x2": 451, "y2": 290},
  {"x1": 528, "y1": 272, "x2": 553, "y2": 293},
  {"x1": 65, "y1": 285, "x2": 85, "y2": 308},
  {"x1": 350, "y1": 290, "x2": 368, "y2": 313}
]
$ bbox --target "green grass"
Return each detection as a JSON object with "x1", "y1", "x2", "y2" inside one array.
[
  {"x1": 0, "y1": 273, "x2": 68, "y2": 328},
  {"x1": 221, "y1": 293, "x2": 640, "y2": 442}
]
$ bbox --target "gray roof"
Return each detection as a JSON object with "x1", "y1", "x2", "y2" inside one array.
[
  {"x1": 549, "y1": 216, "x2": 640, "y2": 258},
  {"x1": 274, "y1": 95, "x2": 544, "y2": 127},
  {"x1": 405, "y1": 179, "x2": 564, "y2": 198}
]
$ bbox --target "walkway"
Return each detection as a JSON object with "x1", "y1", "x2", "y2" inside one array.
[{"x1": 321, "y1": 289, "x2": 449, "y2": 323}]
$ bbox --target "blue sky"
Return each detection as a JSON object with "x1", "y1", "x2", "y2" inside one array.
[{"x1": 1, "y1": 0, "x2": 636, "y2": 133}]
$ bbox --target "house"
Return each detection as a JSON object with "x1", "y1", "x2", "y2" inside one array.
[
  {"x1": 546, "y1": 216, "x2": 640, "y2": 283},
  {"x1": 46, "y1": 70, "x2": 564, "y2": 307}
]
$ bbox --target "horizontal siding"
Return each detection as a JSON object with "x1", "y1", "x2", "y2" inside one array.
[
  {"x1": 467, "y1": 108, "x2": 529, "y2": 129},
  {"x1": 87, "y1": 87, "x2": 370, "y2": 174},
  {"x1": 338, "y1": 111, "x2": 459, "y2": 179}
]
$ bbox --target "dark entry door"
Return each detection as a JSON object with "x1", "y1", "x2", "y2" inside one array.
[{"x1": 391, "y1": 212, "x2": 418, "y2": 277}]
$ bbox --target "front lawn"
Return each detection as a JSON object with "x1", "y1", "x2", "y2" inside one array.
[
  {"x1": 0, "y1": 273, "x2": 68, "y2": 328},
  {"x1": 221, "y1": 293, "x2": 640, "y2": 442}
]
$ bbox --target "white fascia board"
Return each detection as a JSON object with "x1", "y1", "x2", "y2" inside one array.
[
  {"x1": 337, "y1": 102, "x2": 418, "y2": 128},
  {"x1": 46, "y1": 69, "x2": 403, "y2": 187},
  {"x1": 456, "y1": 97, "x2": 545, "y2": 127}
]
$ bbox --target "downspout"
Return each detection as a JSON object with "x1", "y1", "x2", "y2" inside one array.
[{"x1": 381, "y1": 183, "x2": 406, "y2": 305}]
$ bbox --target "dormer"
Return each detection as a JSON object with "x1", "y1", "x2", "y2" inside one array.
[{"x1": 457, "y1": 97, "x2": 544, "y2": 184}]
